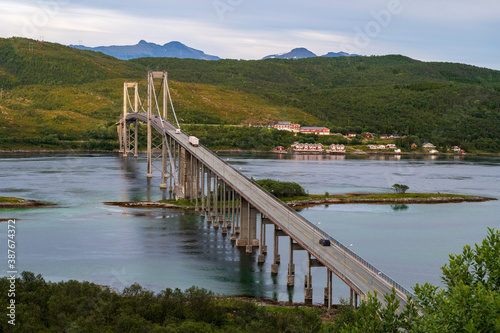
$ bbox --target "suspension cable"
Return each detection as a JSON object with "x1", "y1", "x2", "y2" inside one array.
[
  {"x1": 126, "y1": 88, "x2": 135, "y2": 113},
  {"x1": 165, "y1": 79, "x2": 181, "y2": 129}
]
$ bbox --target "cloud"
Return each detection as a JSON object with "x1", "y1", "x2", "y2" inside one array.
[
  {"x1": 402, "y1": 0, "x2": 500, "y2": 22},
  {"x1": 0, "y1": 0, "x2": 498, "y2": 69}
]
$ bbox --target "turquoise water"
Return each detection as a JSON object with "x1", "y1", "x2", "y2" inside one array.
[{"x1": 1, "y1": 153, "x2": 499, "y2": 303}]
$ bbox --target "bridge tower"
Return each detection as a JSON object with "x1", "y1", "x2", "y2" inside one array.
[
  {"x1": 120, "y1": 82, "x2": 139, "y2": 157},
  {"x1": 145, "y1": 71, "x2": 181, "y2": 192},
  {"x1": 119, "y1": 72, "x2": 180, "y2": 192}
]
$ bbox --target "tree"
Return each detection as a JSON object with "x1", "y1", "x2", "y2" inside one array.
[
  {"x1": 391, "y1": 183, "x2": 409, "y2": 194},
  {"x1": 412, "y1": 227, "x2": 500, "y2": 332},
  {"x1": 336, "y1": 228, "x2": 500, "y2": 332}
]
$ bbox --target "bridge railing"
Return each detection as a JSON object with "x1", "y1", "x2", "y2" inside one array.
[
  {"x1": 145, "y1": 116, "x2": 414, "y2": 299},
  {"x1": 309, "y1": 223, "x2": 413, "y2": 297}
]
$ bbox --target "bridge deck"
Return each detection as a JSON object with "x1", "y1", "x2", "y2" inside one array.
[{"x1": 125, "y1": 113, "x2": 411, "y2": 310}]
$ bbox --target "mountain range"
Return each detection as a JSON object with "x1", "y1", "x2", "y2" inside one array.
[
  {"x1": 262, "y1": 47, "x2": 358, "y2": 59},
  {"x1": 70, "y1": 40, "x2": 221, "y2": 60},
  {"x1": 69, "y1": 41, "x2": 357, "y2": 61},
  {"x1": 2, "y1": 37, "x2": 499, "y2": 153}
]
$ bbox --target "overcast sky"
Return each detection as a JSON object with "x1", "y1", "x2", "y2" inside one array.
[{"x1": 2, "y1": 0, "x2": 499, "y2": 69}]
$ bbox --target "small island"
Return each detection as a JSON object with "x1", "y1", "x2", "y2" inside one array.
[
  {"x1": 103, "y1": 180, "x2": 496, "y2": 210},
  {"x1": 283, "y1": 192, "x2": 496, "y2": 208},
  {"x1": 0, "y1": 196, "x2": 52, "y2": 209}
]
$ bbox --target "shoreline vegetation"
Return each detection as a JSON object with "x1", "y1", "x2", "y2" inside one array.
[
  {"x1": 0, "y1": 196, "x2": 52, "y2": 209},
  {"x1": 103, "y1": 193, "x2": 496, "y2": 210}
]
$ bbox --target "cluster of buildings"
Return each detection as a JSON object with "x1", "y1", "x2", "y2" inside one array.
[
  {"x1": 272, "y1": 122, "x2": 406, "y2": 139},
  {"x1": 271, "y1": 122, "x2": 466, "y2": 154},
  {"x1": 289, "y1": 143, "x2": 345, "y2": 153},
  {"x1": 367, "y1": 144, "x2": 398, "y2": 150},
  {"x1": 272, "y1": 121, "x2": 330, "y2": 135},
  {"x1": 451, "y1": 146, "x2": 465, "y2": 154},
  {"x1": 293, "y1": 143, "x2": 324, "y2": 152},
  {"x1": 379, "y1": 134, "x2": 403, "y2": 139},
  {"x1": 329, "y1": 144, "x2": 346, "y2": 152}
]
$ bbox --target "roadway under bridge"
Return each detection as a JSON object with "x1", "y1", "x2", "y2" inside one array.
[{"x1": 117, "y1": 71, "x2": 412, "y2": 311}]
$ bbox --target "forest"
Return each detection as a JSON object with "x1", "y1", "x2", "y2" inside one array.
[
  {"x1": 0, "y1": 37, "x2": 499, "y2": 152},
  {"x1": 1, "y1": 228, "x2": 498, "y2": 332}
]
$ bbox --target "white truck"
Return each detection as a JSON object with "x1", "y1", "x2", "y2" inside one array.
[{"x1": 188, "y1": 136, "x2": 199, "y2": 147}]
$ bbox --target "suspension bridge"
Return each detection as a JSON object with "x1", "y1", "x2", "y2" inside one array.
[{"x1": 117, "y1": 71, "x2": 412, "y2": 310}]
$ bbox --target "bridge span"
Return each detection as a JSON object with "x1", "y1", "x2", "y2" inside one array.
[{"x1": 117, "y1": 72, "x2": 412, "y2": 310}]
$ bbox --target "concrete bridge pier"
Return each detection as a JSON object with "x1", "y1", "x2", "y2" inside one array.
[
  {"x1": 287, "y1": 239, "x2": 305, "y2": 286},
  {"x1": 213, "y1": 176, "x2": 219, "y2": 228},
  {"x1": 325, "y1": 270, "x2": 333, "y2": 310},
  {"x1": 305, "y1": 254, "x2": 325, "y2": 303},
  {"x1": 257, "y1": 215, "x2": 271, "y2": 263},
  {"x1": 200, "y1": 165, "x2": 205, "y2": 216},
  {"x1": 250, "y1": 208, "x2": 259, "y2": 247},
  {"x1": 227, "y1": 189, "x2": 233, "y2": 228},
  {"x1": 234, "y1": 193, "x2": 241, "y2": 235},
  {"x1": 236, "y1": 198, "x2": 258, "y2": 253},
  {"x1": 174, "y1": 143, "x2": 185, "y2": 198},
  {"x1": 194, "y1": 158, "x2": 199, "y2": 210},
  {"x1": 168, "y1": 136, "x2": 174, "y2": 192},
  {"x1": 159, "y1": 136, "x2": 168, "y2": 189},
  {"x1": 304, "y1": 253, "x2": 313, "y2": 303},
  {"x1": 271, "y1": 225, "x2": 287, "y2": 274},
  {"x1": 236, "y1": 198, "x2": 249, "y2": 247},
  {"x1": 206, "y1": 170, "x2": 212, "y2": 222},
  {"x1": 117, "y1": 124, "x2": 123, "y2": 155},
  {"x1": 230, "y1": 190, "x2": 237, "y2": 241},
  {"x1": 221, "y1": 182, "x2": 228, "y2": 235},
  {"x1": 287, "y1": 237, "x2": 295, "y2": 286},
  {"x1": 350, "y1": 289, "x2": 359, "y2": 308},
  {"x1": 190, "y1": 155, "x2": 196, "y2": 204},
  {"x1": 183, "y1": 152, "x2": 194, "y2": 201}
]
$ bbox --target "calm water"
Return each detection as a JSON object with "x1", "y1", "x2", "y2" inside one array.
[{"x1": 0, "y1": 153, "x2": 499, "y2": 304}]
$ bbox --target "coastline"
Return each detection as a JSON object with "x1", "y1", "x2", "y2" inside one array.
[{"x1": 0, "y1": 149, "x2": 499, "y2": 157}]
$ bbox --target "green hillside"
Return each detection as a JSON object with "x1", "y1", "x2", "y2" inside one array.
[
  {"x1": 134, "y1": 56, "x2": 500, "y2": 152},
  {"x1": 0, "y1": 38, "x2": 315, "y2": 150},
  {"x1": 0, "y1": 37, "x2": 499, "y2": 152}
]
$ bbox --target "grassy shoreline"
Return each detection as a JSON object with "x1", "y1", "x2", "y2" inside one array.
[
  {"x1": 104, "y1": 193, "x2": 496, "y2": 210},
  {"x1": 0, "y1": 196, "x2": 52, "y2": 208},
  {"x1": 284, "y1": 192, "x2": 496, "y2": 208}
]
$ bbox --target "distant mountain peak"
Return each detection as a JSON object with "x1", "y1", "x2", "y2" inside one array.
[
  {"x1": 263, "y1": 48, "x2": 358, "y2": 60},
  {"x1": 70, "y1": 40, "x2": 220, "y2": 61},
  {"x1": 263, "y1": 47, "x2": 317, "y2": 60},
  {"x1": 322, "y1": 51, "x2": 359, "y2": 58},
  {"x1": 164, "y1": 41, "x2": 183, "y2": 46}
]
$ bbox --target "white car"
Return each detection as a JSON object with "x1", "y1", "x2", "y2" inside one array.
[{"x1": 175, "y1": 128, "x2": 181, "y2": 134}]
